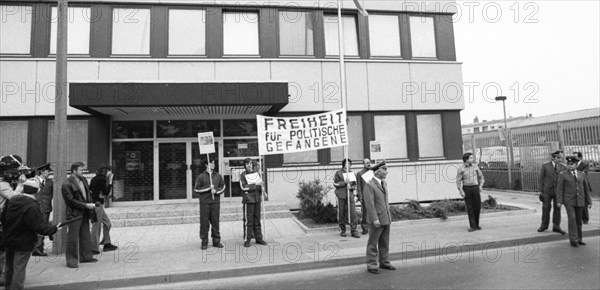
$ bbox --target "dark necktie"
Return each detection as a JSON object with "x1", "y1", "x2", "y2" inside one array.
[
  {"x1": 554, "y1": 163, "x2": 557, "y2": 171},
  {"x1": 382, "y1": 180, "x2": 387, "y2": 194},
  {"x1": 572, "y1": 171, "x2": 577, "y2": 179}
]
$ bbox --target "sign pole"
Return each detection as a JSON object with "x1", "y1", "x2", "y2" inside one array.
[
  {"x1": 261, "y1": 156, "x2": 267, "y2": 240},
  {"x1": 207, "y1": 153, "x2": 213, "y2": 200}
]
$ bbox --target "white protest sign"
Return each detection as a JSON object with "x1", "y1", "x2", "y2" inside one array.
[
  {"x1": 197, "y1": 132, "x2": 215, "y2": 154},
  {"x1": 361, "y1": 170, "x2": 374, "y2": 183},
  {"x1": 257, "y1": 109, "x2": 348, "y2": 155},
  {"x1": 370, "y1": 141, "x2": 382, "y2": 161}
]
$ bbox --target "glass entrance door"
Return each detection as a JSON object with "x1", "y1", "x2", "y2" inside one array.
[{"x1": 158, "y1": 142, "x2": 187, "y2": 200}]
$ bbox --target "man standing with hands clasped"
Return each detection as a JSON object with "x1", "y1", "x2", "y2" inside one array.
[
  {"x1": 363, "y1": 161, "x2": 395, "y2": 274},
  {"x1": 538, "y1": 150, "x2": 567, "y2": 234},
  {"x1": 456, "y1": 153, "x2": 485, "y2": 232},
  {"x1": 194, "y1": 160, "x2": 226, "y2": 250},
  {"x1": 556, "y1": 155, "x2": 592, "y2": 247}
]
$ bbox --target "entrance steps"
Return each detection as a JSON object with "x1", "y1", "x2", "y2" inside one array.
[{"x1": 106, "y1": 201, "x2": 291, "y2": 227}]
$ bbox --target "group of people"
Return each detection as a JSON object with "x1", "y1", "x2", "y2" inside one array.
[
  {"x1": 456, "y1": 150, "x2": 593, "y2": 247},
  {"x1": 0, "y1": 156, "x2": 117, "y2": 289}
]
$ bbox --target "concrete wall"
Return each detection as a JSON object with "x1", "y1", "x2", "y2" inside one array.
[
  {"x1": 0, "y1": 59, "x2": 464, "y2": 116},
  {"x1": 267, "y1": 160, "x2": 462, "y2": 209}
]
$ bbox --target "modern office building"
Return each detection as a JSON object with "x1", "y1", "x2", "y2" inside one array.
[{"x1": 0, "y1": 0, "x2": 464, "y2": 208}]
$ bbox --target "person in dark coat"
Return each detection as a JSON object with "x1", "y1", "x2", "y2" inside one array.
[
  {"x1": 1, "y1": 178, "x2": 58, "y2": 290},
  {"x1": 556, "y1": 155, "x2": 592, "y2": 247},
  {"x1": 89, "y1": 166, "x2": 118, "y2": 254},
  {"x1": 572, "y1": 151, "x2": 592, "y2": 224},
  {"x1": 32, "y1": 163, "x2": 53, "y2": 257},
  {"x1": 356, "y1": 159, "x2": 372, "y2": 235},
  {"x1": 363, "y1": 161, "x2": 395, "y2": 274},
  {"x1": 333, "y1": 159, "x2": 359, "y2": 238},
  {"x1": 62, "y1": 162, "x2": 97, "y2": 268},
  {"x1": 240, "y1": 158, "x2": 267, "y2": 247},
  {"x1": 537, "y1": 150, "x2": 567, "y2": 234},
  {"x1": 194, "y1": 160, "x2": 226, "y2": 250}
]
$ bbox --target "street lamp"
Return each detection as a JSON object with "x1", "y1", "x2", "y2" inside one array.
[{"x1": 495, "y1": 96, "x2": 513, "y2": 188}]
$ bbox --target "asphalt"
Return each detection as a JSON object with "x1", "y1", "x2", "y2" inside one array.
[{"x1": 24, "y1": 190, "x2": 600, "y2": 289}]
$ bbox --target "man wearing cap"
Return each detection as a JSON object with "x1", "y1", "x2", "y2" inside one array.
[
  {"x1": 1, "y1": 178, "x2": 58, "y2": 289},
  {"x1": 333, "y1": 159, "x2": 360, "y2": 238},
  {"x1": 194, "y1": 160, "x2": 226, "y2": 250},
  {"x1": 90, "y1": 166, "x2": 118, "y2": 254},
  {"x1": 356, "y1": 159, "x2": 372, "y2": 235},
  {"x1": 573, "y1": 151, "x2": 592, "y2": 224},
  {"x1": 538, "y1": 150, "x2": 567, "y2": 234},
  {"x1": 556, "y1": 156, "x2": 592, "y2": 247},
  {"x1": 62, "y1": 162, "x2": 97, "y2": 268},
  {"x1": 31, "y1": 163, "x2": 53, "y2": 257},
  {"x1": 240, "y1": 158, "x2": 267, "y2": 247},
  {"x1": 363, "y1": 161, "x2": 395, "y2": 274},
  {"x1": 456, "y1": 153, "x2": 485, "y2": 232}
]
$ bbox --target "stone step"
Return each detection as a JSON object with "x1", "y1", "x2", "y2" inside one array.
[{"x1": 111, "y1": 210, "x2": 292, "y2": 227}]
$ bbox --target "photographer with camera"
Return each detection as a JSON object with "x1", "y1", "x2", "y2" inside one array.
[{"x1": 1, "y1": 155, "x2": 26, "y2": 287}]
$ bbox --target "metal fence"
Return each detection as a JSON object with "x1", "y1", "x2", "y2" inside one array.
[{"x1": 463, "y1": 116, "x2": 600, "y2": 191}]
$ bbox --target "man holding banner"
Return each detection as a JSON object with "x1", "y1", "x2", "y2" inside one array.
[
  {"x1": 334, "y1": 159, "x2": 360, "y2": 238},
  {"x1": 194, "y1": 160, "x2": 225, "y2": 250},
  {"x1": 240, "y1": 158, "x2": 267, "y2": 248}
]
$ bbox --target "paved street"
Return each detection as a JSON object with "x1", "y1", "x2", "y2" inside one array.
[{"x1": 123, "y1": 237, "x2": 600, "y2": 290}]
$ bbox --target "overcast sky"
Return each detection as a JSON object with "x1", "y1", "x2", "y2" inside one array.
[{"x1": 453, "y1": 0, "x2": 600, "y2": 124}]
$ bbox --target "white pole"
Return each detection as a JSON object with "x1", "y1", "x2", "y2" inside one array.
[
  {"x1": 207, "y1": 154, "x2": 214, "y2": 200},
  {"x1": 336, "y1": 0, "x2": 352, "y2": 227},
  {"x1": 260, "y1": 157, "x2": 267, "y2": 240}
]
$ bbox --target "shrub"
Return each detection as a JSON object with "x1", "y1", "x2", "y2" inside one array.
[
  {"x1": 296, "y1": 179, "x2": 337, "y2": 224},
  {"x1": 481, "y1": 195, "x2": 498, "y2": 209}
]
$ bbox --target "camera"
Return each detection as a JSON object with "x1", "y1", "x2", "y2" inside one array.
[{"x1": 0, "y1": 155, "x2": 35, "y2": 190}]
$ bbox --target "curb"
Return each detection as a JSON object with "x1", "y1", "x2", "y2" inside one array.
[
  {"x1": 28, "y1": 228, "x2": 600, "y2": 290},
  {"x1": 292, "y1": 202, "x2": 536, "y2": 234}
]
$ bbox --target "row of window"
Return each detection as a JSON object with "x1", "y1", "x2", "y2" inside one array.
[{"x1": 0, "y1": 5, "x2": 437, "y2": 58}]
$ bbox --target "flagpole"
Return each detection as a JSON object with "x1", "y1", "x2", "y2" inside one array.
[{"x1": 336, "y1": 0, "x2": 352, "y2": 226}]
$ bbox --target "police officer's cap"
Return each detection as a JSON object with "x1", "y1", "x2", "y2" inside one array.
[
  {"x1": 551, "y1": 150, "x2": 563, "y2": 157},
  {"x1": 371, "y1": 160, "x2": 387, "y2": 171},
  {"x1": 37, "y1": 163, "x2": 52, "y2": 172},
  {"x1": 565, "y1": 155, "x2": 580, "y2": 164}
]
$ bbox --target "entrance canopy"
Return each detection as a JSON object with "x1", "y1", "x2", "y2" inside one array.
[{"x1": 69, "y1": 82, "x2": 289, "y2": 117}]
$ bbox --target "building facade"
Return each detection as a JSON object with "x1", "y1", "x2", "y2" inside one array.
[{"x1": 0, "y1": 0, "x2": 465, "y2": 208}]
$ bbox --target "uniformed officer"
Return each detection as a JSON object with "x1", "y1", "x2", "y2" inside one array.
[
  {"x1": 240, "y1": 158, "x2": 267, "y2": 247},
  {"x1": 194, "y1": 160, "x2": 226, "y2": 250},
  {"x1": 32, "y1": 163, "x2": 53, "y2": 256}
]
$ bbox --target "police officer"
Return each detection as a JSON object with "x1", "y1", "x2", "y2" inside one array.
[
  {"x1": 240, "y1": 158, "x2": 267, "y2": 247},
  {"x1": 32, "y1": 163, "x2": 53, "y2": 257},
  {"x1": 194, "y1": 160, "x2": 226, "y2": 250}
]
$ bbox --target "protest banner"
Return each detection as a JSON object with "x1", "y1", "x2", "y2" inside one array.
[{"x1": 257, "y1": 108, "x2": 348, "y2": 155}]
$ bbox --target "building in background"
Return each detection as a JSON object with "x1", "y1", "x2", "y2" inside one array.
[{"x1": 1, "y1": 1, "x2": 464, "y2": 208}]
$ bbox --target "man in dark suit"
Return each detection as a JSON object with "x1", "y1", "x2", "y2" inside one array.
[
  {"x1": 573, "y1": 151, "x2": 592, "y2": 224},
  {"x1": 62, "y1": 162, "x2": 97, "y2": 268},
  {"x1": 240, "y1": 158, "x2": 267, "y2": 248},
  {"x1": 333, "y1": 159, "x2": 359, "y2": 238},
  {"x1": 363, "y1": 161, "x2": 395, "y2": 274},
  {"x1": 556, "y1": 156, "x2": 592, "y2": 247},
  {"x1": 32, "y1": 163, "x2": 53, "y2": 257},
  {"x1": 356, "y1": 159, "x2": 372, "y2": 235},
  {"x1": 537, "y1": 150, "x2": 566, "y2": 234}
]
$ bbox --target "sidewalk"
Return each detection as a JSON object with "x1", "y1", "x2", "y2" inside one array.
[{"x1": 25, "y1": 190, "x2": 600, "y2": 289}]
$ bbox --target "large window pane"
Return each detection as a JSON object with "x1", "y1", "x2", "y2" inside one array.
[
  {"x1": 324, "y1": 15, "x2": 358, "y2": 56},
  {"x1": 47, "y1": 120, "x2": 88, "y2": 165},
  {"x1": 0, "y1": 121, "x2": 28, "y2": 163},
  {"x1": 417, "y1": 114, "x2": 444, "y2": 158},
  {"x1": 0, "y1": 5, "x2": 32, "y2": 54},
  {"x1": 157, "y1": 120, "x2": 220, "y2": 138},
  {"x1": 112, "y1": 141, "x2": 153, "y2": 201},
  {"x1": 284, "y1": 151, "x2": 318, "y2": 164},
  {"x1": 410, "y1": 16, "x2": 436, "y2": 58},
  {"x1": 168, "y1": 9, "x2": 206, "y2": 55},
  {"x1": 112, "y1": 8, "x2": 150, "y2": 55},
  {"x1": 112, "y1": 121, "x2": 153, "y2": 139},
  {"x1": 224, "y1": 139, "x2": 259, "y2": 157},
  {"x1": 223, "y1": 120, "x2": 257, "y2": 137},
  {"x1": 279, "y1": 11, "x2": 314, "y2": 56},
  {"x1": 50, "y1": 7, "x2": 91, "y2": 54},
  {"x1": 368, "y1": 15, "x2": 401, "y2": 57},
  {"x1": 331, "y1": 115, "x2": 363, "y2": 162},
  {"x1": 223, "y1": 12, "x2": 259, "y2": 55},
  {"x1": 374, "y1": 115, "x2": 407, "y2": 159}
]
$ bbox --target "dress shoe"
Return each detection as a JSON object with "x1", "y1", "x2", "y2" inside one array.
[
  {"x1": 67, "y1": 264, "x2": 78, "y2": 269},
  {"x1": 340, "y1": 232, "x2": 347, "y2": 237},
  {"x1": 367, "y1": 269, "x2": 379, "y2": 274},
  {"x1": 468, "y1": 228, "x2": 476, "y2": 232},
  {"x1": 570, "y1": 242, "x2": 578, "y2": 247},
  {"x1": 32, "y1": 250, "x2": 47, "y2": 257},
  {"x1": 362, "y1": 229, "x2": 369, "y2": 235},
  {"x1": 80, "y1": 258, "x2": 98, "y2": 263},
  {"x1": 380, "y1": 265, "x2": 396, "y2": 270},
  {"x1": 92, "y1": 250, "x2": 101, "y2": 255},
  {"x1": 578, "y1": 241, "x2": 586, "y2": 246},
  {"x1": 351, "y1": 233, "x2": 361, "y2": 238},
  {"x1": 244, "y1": 241, "x2": 251, "y2": 248},
  {"x1": 256, "y1": 239, "x2": 268, "y2": 246},
  {"x1": 476, "y1": 226, "x2": 482, "y2": 230},
  {"x1": 201, "y1": 244, "x2": 208, "y2": 250},
  {"x1": 213, "y1": 243, "x2": 224, "y2": 248},
  {"x1": 553, "y1": 228, "x2": 566, "y2": 235},
  {"x1": 537, "y1": 227, "x2": 547, "y2": 232},
  {"x1": 583, "y1": 221, "x2": 589, "y2": 225},
  {"x1": 103, "y1": 244, "x2": 118, "y2": 252}
]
